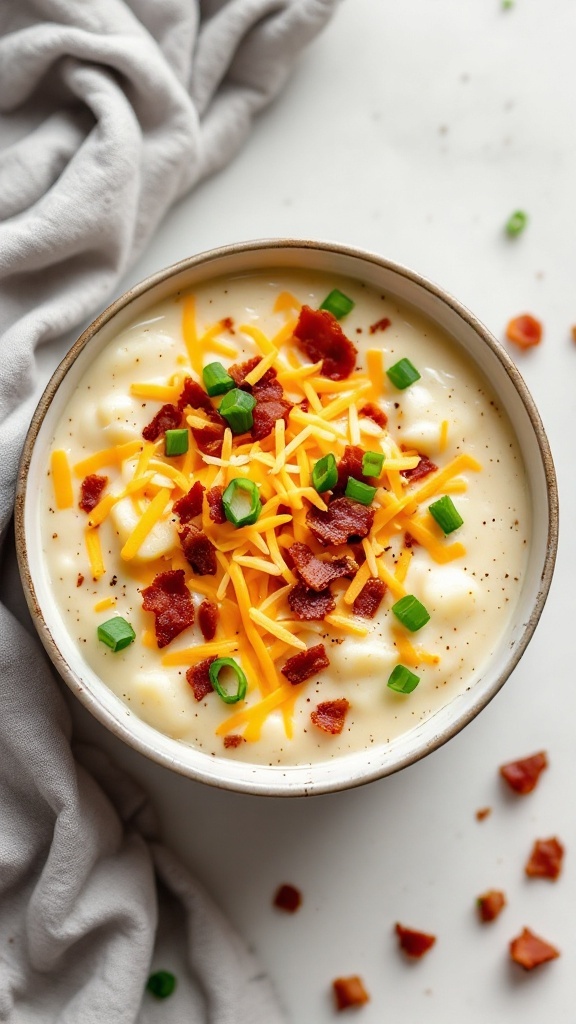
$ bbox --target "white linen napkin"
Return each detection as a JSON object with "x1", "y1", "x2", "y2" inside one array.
[{"x1": 0, "y1": 1, "x2": 337, "y2": 1020}]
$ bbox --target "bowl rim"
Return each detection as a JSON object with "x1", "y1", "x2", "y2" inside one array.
[{"x1": 15, "y1": 237, "x2": 559, "y2": 796}]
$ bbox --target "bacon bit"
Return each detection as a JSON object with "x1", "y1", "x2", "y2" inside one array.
[
  {"x1": 499, "y1": 751, "x2": 548, "y2": 794},
  {"x1": 177, "y1": 377, "x2": 226, "y2": 455},
  {"x1": 509, "y1": 927, "x2": 560, "y2": 970},
  {"x1": 404, "y1": 531, "x2": 419, "y2": 549},
  {"x1": 475, "y1": 806, "x2": 492, "y2": 822},
  {"x1": 224, "y1": 734, "x2": 244, "y2": 748},
  {"x1": 79, "y1": 473, "x2": 107, "y2": 513},
  {"x1": 229, "y1": 357, "x2": 293, "y2": 441},
  {"x1": 190, "y1": 419, "x2": 225, "y2": 457},
  {"x1": 177, "y1": 376, "x2": 213, "y2": 413},
  {"x1": 142, "y1": 403, "x2": 181, "y2": 442},
  {"x1": 359, "y1": 402, "x2": 387, "y2": 427},
  {"x1": 141, "y1": 569, "x2": 195, "y2": 648},
  {"x1": 369, "y1": 316, "x2": 391, "y2": 334},
  {"x1": 289, "y1": 543, "x2": 358, "y2": 592},
  {"x1": 288, "y1": 583, "x2": 336, "y2": 621},
  {"x1": 311, "y1": 698, "x2": 350, "y2": 735},
  {"x1": 506, "y1": 314, "x2": 543, "y2": 349},
  {"x1": 395, "y1": 923, "x2": 436, "y2": 959},
  {"x1": 352, "y1": 577, "x2": 387, "y2": 619},
  {"x1": 293, "y1": 305, "x2": 358, "y2": 380},
  {"x1": 280, "y1": 643, "x2": 330, "y2": 685},
  {"x1": 273, "y1": 883, "x2": 302, "y2": 913},
  {"x1": 76, "y1": 573, "x2": 84, "y2": 588},
  {"x1": 186, "y1": 656, "x2": 216, "y2": 701},
  {"x1": 206, "y1": 485, "x2": 226, "y2": 524},
  {"x1": 401, "y1": 453, "x2": 437, "y2": 483},
  {"x1": 198, "y1": 600, "x2": 218, "y2": 641},
  {"x1": 477, "y1": 890, "x2": 506, "y2": 922},
  {"x1": 332, "y1": 976, "x2": 370, "y2": 1011},
  {"x1": 525, "y1": 837, "x2": 564, "y2": 881},
  {"x1": 571, "y1": 324, "x2": 576, "y2": 343},
  {"x1": 180, "y1": 525, "x2": 217, "y2": 575},
  {"x1": 335, "y1": 444, "x2": 367, "y2": 494},
  {"x1": 229, "y1": 356, "x2": 262, "y2": 386},
  {"x1": 220, "y1": 316, "x2": 234, "y2": 333},
  {"x1": 172, "y1": 481, "x2": 205, "y2": 523},
  {"x1": 306, "y1": 497, "x2": 375, "y2": 547}
]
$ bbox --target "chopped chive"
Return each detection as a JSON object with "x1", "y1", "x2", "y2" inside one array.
[
  {"x1": 319, "y1": 288, "x2": 355, "y2": 320},
  {"x1": 222, "y1": 477, "x2": 261, "y2": 527},
  {"x1": 165, "y1": 428, "x2": 189, "y2": 457},
  {"x1": 386, "y1": 358, "x2": 421, "y2": 390},
  {"x1": 345, "y1": 477, "x2": 378, "y2": 506},
  {"x1": 361, "y1": 451, "x2": 385, "y2": 478},
  {"x1": 387, "y1": 664, "x2": 420, "y2": 694},
  {"x1": 505, "y1": 210, "x2": 528, "y2": 237},
  {"x1": 97, "y1": 616, "x2": 136, "y2": 652},
  {"x1": 312, "y1": 453, "x2": 338, "y2": 493},
  {"x1": 218, "y1": 388, "x2": 256, "y2": 434},
  {"x1": 429, "y1": 494, "x2": 464, "y2": 534},
  {"x1": 392, "y1": 594, "x2": 430, "y2": 632},
  {"x1": 209, "y1": 657, "x2": 248, "y2": 704},
  {"x1": 147, "y1": 971, "x2": 176, "y2": 999},
  {"x1": 203, "y1": 361, "x2": 235, "y2": 396}
]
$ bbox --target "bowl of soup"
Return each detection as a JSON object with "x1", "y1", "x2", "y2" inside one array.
[{"x1": 15, "y1": 239, "x2": 558, "y2": 796}]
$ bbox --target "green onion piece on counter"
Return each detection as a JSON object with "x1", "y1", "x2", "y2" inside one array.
[
  {"x1": 392, "y1": 594, "x2": 431, "y2": 632},
  {"x1": 361, "y1": 451, "x2": 385, "y2": 478},
  {"x1": 147, "y1": 971, "x2": 177, "y2": 999},
  {"x1": 209, "y1": 657, "x2": 248, "y2": 704},
  {"x1": 218, "y1": 388, "x2": 256, "y2": 433},
  {"x1": 165, "y1": 428, "x2": 189, "y2": 457},
  {"x1": 387, "y1": 664, "x2": 420, "y2": 694},
  {"x1": 97, "y1": 616, "x2": 136, "y2": 652},
  {"x1": 428, "y1": 494, "x2": 464, "y2": 534},
  {"x1": 386, "y1": 357, "x2": 421, "y2": 390},
  {"x1": 311, "y1": 453, "x2": 338, "y2": 493},
  {"x1": 505, "y1": 209, "x2": 528, "y2": 236},
  {"x1": 222, "y1": 477, "x2": 261, "y2": 527},
  {"x1": 345, "y1": 477, "x2": 378, "y2": 506},
  {"x1": 203, "y1": 361, "x2": 235, "y2": 396},
  {"x1": 319, "y1": 288, "x2": 355, "y2": 320}
]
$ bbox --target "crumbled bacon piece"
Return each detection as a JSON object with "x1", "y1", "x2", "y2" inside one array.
[
  {"x1": 172, "y1": 481, "x2": 204, "y2": 523},
  {"x1": 334, "y1": 444, "x2": 366, "y2": 494},
  {"x1": 352, "y1": 577, "x2": 387, "y2": 619},
  {"x1": 293, "y1": 305, "x2": 358, "y2": 380},
  {"x1": 288, "y1": 583, "x2": 336, "y2": 621},
  {"x1": 332, "y1": 976, "x2": 370, "y2": 1011},
  {"x1": 142, "y1": 402, "x2": 181, "y2": 441},
  {"x1": 475, "y1": 806, "x2": 492, "y2": 822},
  {"x1": 76, "y1": 573, "x2": 84, "y2": 588},
  {"x1": 525, "y1": 837, "x2": 564, "y2": 881},
  {"x1": 228, "y1": 356, "x2": 262, "y2": 386},
  {"x1": 401, "y1": 453, "x2": 437, "y2": 484},
  {"x1": 509, "y1": 928, "x2": 559, "y2": 970},
  {"x1": 228, "y1": 357, "x2": 293, "y2": 441},
  {"x1": 395, "y1": 923, "x2": 436, "y2": 959},
  {"x1": 311, "y1": 698, "x2": 350, "y2": 735},
  {"x1": 506, "y1": 314, "x2": 543, "y2": 350},
  {"x1": 224, "y1": 734, "x2": 244, "y2": 749},
  {"x1": 306, "y1": 497, "x2": 375, "y2": 546},
  {"x1": 180, "y1": 525, "x2": 217, "y2": 575},
  {"x1": 206, "y1": 485, "x2": 226, "y2": 524},
  {"x1": 220, "y1": 316, "x2": 234, "y2": 333},
  {"x1": 280, "y1": 643, "x2": 330, "y2": 685},
  {"x1": 176, "y1": 377, "x2": 226, "y2": 455},
  {"x1": 177, "y1": 376, "x2": 213, "y2": 413},
  {"x1": 273, "y1": 883, "x2": 302, "y2": 913},
  {"x1": 289, "y1": 543, "x2": 358, "y2": 592},
  {"x1": 499, "y1": 751, "x2": 548, "y2": 794},
  {"x1": 79, "y1": 473, "x2": 107, "y2": 513},
  {"x1": 359, "y1": 402, "x2": 387, "y2": 427},
  {"x1": 186, "y1": 656, "x2": 216, "y2": 701},
  {"x1": 190, "y1": 419, "x2": 226, "y2": 457},
  {"x1": 369, "y1": 316, "x2": 391, "y2": 334},
  {"x1": 477, "y1": 890, "x2": 506, "y2": 922},
  {"x1": 141, "y1": 569, "x2": 194, "y2": 648},
  {"x1": 198, "y1": 600, "x2": 218, "y2": 641},
  {"x1": 404, "y1": 531, "x2": 419, "y2": 549}
]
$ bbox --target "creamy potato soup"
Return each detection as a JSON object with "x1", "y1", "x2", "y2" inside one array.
[{"x1": 42, "y1": 270, "x2": 529, "y2": 765}]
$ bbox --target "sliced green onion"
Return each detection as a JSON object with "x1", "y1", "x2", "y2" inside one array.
[
  {"x1": 222, "y1": 477, "x2": 261, "y2": 527},
  {"x1": 361, "y1": 451, "x2": 385, "y2": 478},
  {"x1": 387, "y1": 664, "x2": 420, "y2": 694},
  {"x1": 97, "y1": 616, "x2": 136, "y2": 652},
  {"x1": 209, "y1": 657, "x2": 248, "y2": 704},
  {"x1": 392, "y1": 594, "x2": 430, "y2": 632},
  {"x1": 345, "y1": 477, "x2": 378, "y2": 506},
  {"x1": 428, "y1": 494, "x2": 464, "y2": 534},
  {"x1": 165, "y1": 428, "x2": 189, "y2": 457},
  {"x1": 312, "y1": 453, "x2": 338, "y2": 492},
  {"x1": 386, "y1": 358, "x2": 421, "y2": 390},
  {"x1": 319, "y1": 288, "x2": 355, "y2": 320},
  {"x1": 505, "y1": 210, "x2": 527, "y2": 237},
  {"x1": 218, "y1": 388, "x2": 256, "y2": 433},
  {"x1": 147, "y1": 971, "x2": 177, "y2": 999},
  {"x1": 202, "y1": 361, "x2": 235, "y2": 396}
]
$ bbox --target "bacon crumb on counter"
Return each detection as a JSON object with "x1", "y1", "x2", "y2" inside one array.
[
  {"x1": 509, "y1": 928, "x2": 560, "y2": 970},
  {"x1": 525, "y1": 837, "x2": 564, "y2": 880},
  {"x1": 289, "y1": 542, "x2": 358, "y2": 592},
  {"x1": 180, "y1": 525, "x2": 217, "y2": 575},
  {"x1": 142, "y1": 569, "x2": 195, "y2": 648},
  {"x1": 223, "y1": 734, "x2": 244, "y2": 749},
  {"x1": 288, "y1": 583, "x2": 336, "y2": 621},
  {"x1": 293, "y1": 305, "x2": 358, "y2": 380},
  {"x1": 273, "y1": 883, "x2": 302, "y2": 913},
  {"x1": 477, "y1": 890, "x2": 506, "y2": 922},
  {"x1": 311, "y1": 698, "x2": 350, "y2": 735},
  {"x1": 142, "y1": 402, "x2": 181, "y2": 441},
  {"x1": 186, "y1": 657, "x2": 216, "y2": 701},
  {"x1": 172, "y1": 481, "x2": 205, "y2": 523},
  {"x1": 395, "y1": 923, "x2": 436, "y2": 959},
  {"x1": 499, "y1": 751, "x2": 548, "y2": 794},
  {"x1": 359, "y1": 402, "x2": 387, "y2": 427},
  {"x1": 306, "y1": 497, "x2": 375, "y2": 547},
  {"x1": 79, "y1": 473, "x2": 107, "y2": 513},
  {"x1": 401, "y1": 453, "x2": 437, "y2": 484},
  {"x1": 280, "y1": 643, "x2": 330, "y2": 685},
  {"x1": 198, "y1": 600, "x2": 218, "y2": 641},
  {"x1": 475, "y1": 806, "x2": 492, "y2": 822},
  {"x1": 352, "y1": 577, "x2": 387, "y2": 619},
  {"x1": 369, "y1": 316, "x2": 391, "y2": 334},
  {"x1": 206, "y1": 485, "x2": 226, "y2": 524},
  {"x1": 332, "y1": 976, "x2": 370, "y2": 1011},
  {"x1": 505, "y1": 314, "x2": 543, "y2": 350}
]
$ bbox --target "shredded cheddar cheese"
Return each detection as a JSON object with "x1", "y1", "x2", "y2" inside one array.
[{"x1": 50, "y1": 449, "x2": 74, "y2": 509}]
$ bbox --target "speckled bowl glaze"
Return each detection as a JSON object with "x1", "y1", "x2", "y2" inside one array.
[{"x1": 15, "y1": 240, "x2": 558, "y2": 796}]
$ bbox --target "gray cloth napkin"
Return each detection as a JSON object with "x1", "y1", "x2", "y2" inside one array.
[{"x1": 0, "y1": 1, "x2": 337, "y2": 1020}]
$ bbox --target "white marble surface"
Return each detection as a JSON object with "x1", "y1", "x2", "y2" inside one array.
[{"x1": 59, "y1": 0, "x2": 576, "y2": 1019}]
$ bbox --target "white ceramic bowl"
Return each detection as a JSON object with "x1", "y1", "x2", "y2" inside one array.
[{"x1": 15, "y1": 240, "x2": 558, "y2": 796}]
